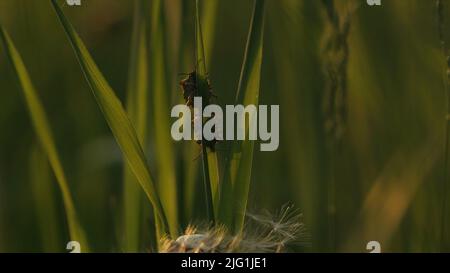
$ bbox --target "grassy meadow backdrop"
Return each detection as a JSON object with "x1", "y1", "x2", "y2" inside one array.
[{"x1": 0, "y1": 0, "x2": 450, "y2": 252}]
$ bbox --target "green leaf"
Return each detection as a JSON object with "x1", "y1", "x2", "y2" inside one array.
[
  {"x1": 122, "y1": 0, "x2": 149, "y2": 252},
  {"x1": 0, "y1": 25, "x2": 89, "y2": 251},
  {"x1": 150, "y1": 0, "x2": 178, "y2": 238},
  {"x1": 195, "y1": 0, "x2": 220, "y2": 222},
  {"x1": 50, "y1": 0, "x2": 169, "y2": 239},
  {"x1": 218, "y1": 0, "x2": 266, "y2": 232},
  {"x1": 201, "y1": 0, "x2": 219, "y2": 67}
]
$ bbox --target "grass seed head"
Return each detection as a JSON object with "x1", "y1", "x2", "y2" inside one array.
[{"x1": 159, "y1": 205, "x2": 308, "y2": 253}]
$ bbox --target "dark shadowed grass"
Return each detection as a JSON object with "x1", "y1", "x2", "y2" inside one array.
[
  {"x1": 29, "y1": 143, "x2": 61, "y2": 252},
  {"x1": 437, "y1": 0, "x2": 450, "y2": 251},
  {"x1": 320, "y1": 0, "x2": 357, "y2": 252}
]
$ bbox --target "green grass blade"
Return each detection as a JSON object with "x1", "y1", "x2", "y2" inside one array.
[
  {"x1": 176, "y1": 1, "x2": 201, "y2": 226},
  {"x1": 195, "y1": 0, "x2": 220, "y2": 222},
  {"x1": 150, "y1": 0, "x2": 178, "y2": 237},
  {"x1": 0, "y1": 25, "x2": 90, "y2": 251},
  {"x1": 206, "y1": 148, "x2": 220, "y2": 218},
  {"x1": 50, "y1": 0, "x2": 169, "y2": 239},
  {"x1": 29, "y1": 143, "x2": 61, "y2": 252},
  {"x1": 180, "y1": 143, "x2": 200, "y2": 225},
  {"x1": 122, "y1": 0, "x2": 149, "y2": 252},
  {"x1": 218, "y1": 0, "x2": 266, "y2": 232},
  {"x1": 201, "y1": 0, "x2": 219, "y2": 67}
]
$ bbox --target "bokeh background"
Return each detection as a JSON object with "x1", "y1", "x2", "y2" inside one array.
[{"x1": 0, "y1": 0, "x2": 450, "y2": 252}]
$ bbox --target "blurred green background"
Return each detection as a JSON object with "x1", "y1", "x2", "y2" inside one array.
[{"x1": 0, "y1": 0, "x2": 450, "y2": 252}]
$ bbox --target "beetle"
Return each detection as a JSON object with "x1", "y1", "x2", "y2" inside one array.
[
  {"x1": 179, "y1": 70, "x2": 216, "y2": 108},
  {"x1": 179, "y1": 70, "x2": 218, "y2": 152}
]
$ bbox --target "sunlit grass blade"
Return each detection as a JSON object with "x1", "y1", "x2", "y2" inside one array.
[
  {"x1": 150, "y1": 0, "x2": 178, "y2": 237},
  {"x1": 195, "y1": 0, "x2": 220, "y2": 222},
  {"x1": 122, "y1": 0, "x2": 149, "y2": 252},
  {"x1": 218, "y1": 0, "x2": 266, "y2": 232},
  {"x1": 29, "y1": 143, "x2": 61, "y2": 252},
  {"x1": 207, "y1": 148, "x2": 220, "y2": 217},
  {"x1": 0, "y1": 25, "x2": 90, "y2": 251},
  {"x1": 50, "y1": 0, "x2": 169, "y2": 240},
  {"x1": 342, "y1": 142, "x2": 439, "y2": 251},
  {"x1": 201, "y1": 0, "x2": 219, "y2": 67}
]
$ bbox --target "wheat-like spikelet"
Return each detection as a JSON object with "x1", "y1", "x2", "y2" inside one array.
[
  {"x1": 320, "y1": 0, "x2": 358, "y2": 141},
  {"x1": 319, "y1": 0, "x2": 358, "y2": 252}
]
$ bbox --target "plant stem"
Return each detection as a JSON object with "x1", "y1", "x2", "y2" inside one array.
[
  {"x1": 201, "y1": 143, "x2": 215, "y2": 223},
  {"x1": 195, "y1": 0, "x2": 215, "y2": 224}
]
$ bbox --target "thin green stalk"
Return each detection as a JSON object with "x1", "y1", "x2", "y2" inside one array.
[
  {"x1": 177, "y1": 1, "x2": 199, "y2": 227},
  {"x1": 50, "y1": 0, "x2": 169, "y2": 242},
  {"x1": 218, "y1": 0, "x2": 266, "y2": 232},
  {"x1": 0, "y1": 25, "x2": 89, "y2": 252},
  {"x1": 150, "y1": 0, "x2": 178, "y2": 238},
  {"x1": 122, "y1": 0, "x2": 149, "y2": 252},
  {"x1": 201, "y1": 0, "x2": 219, "y2": 67},
  {"x1": 201, "y1": 139, "x2": 215, "y2": 222},
  {"x1": 195, "y1": 0, "x2": 219, "y2": 223}
]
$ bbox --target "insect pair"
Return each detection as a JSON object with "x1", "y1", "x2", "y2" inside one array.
[{"x1": 179, "y1": 70, "x2": 219, "y2": 152}]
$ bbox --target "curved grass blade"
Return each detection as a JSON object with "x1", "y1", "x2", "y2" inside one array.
[
  {"x1": 195, "y1": 0, "x2": 220, "y2": 223},
  {"x1": 122, "y1": 0, "x2": 149, "y2": 252},
  {"x1": 150, "y1": 0, "x2": 178, "y2": 237},
  {"x1": 0, "y1": 25, "x2": 90, "y2": 251},
  {"x1": 50, "y1": 0, "x2": 170, "y2": 239},
  {"x1": 218, "y1": 0, "x2": 266, "y2": 232}
]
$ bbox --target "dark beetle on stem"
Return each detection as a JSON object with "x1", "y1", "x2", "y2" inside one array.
[
  {"x1": 179, "y1": 70, "x2": 216, "y2": 108},
  {"x1": 179, "y1": 70, "x2": 218, "y2": 151}
]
